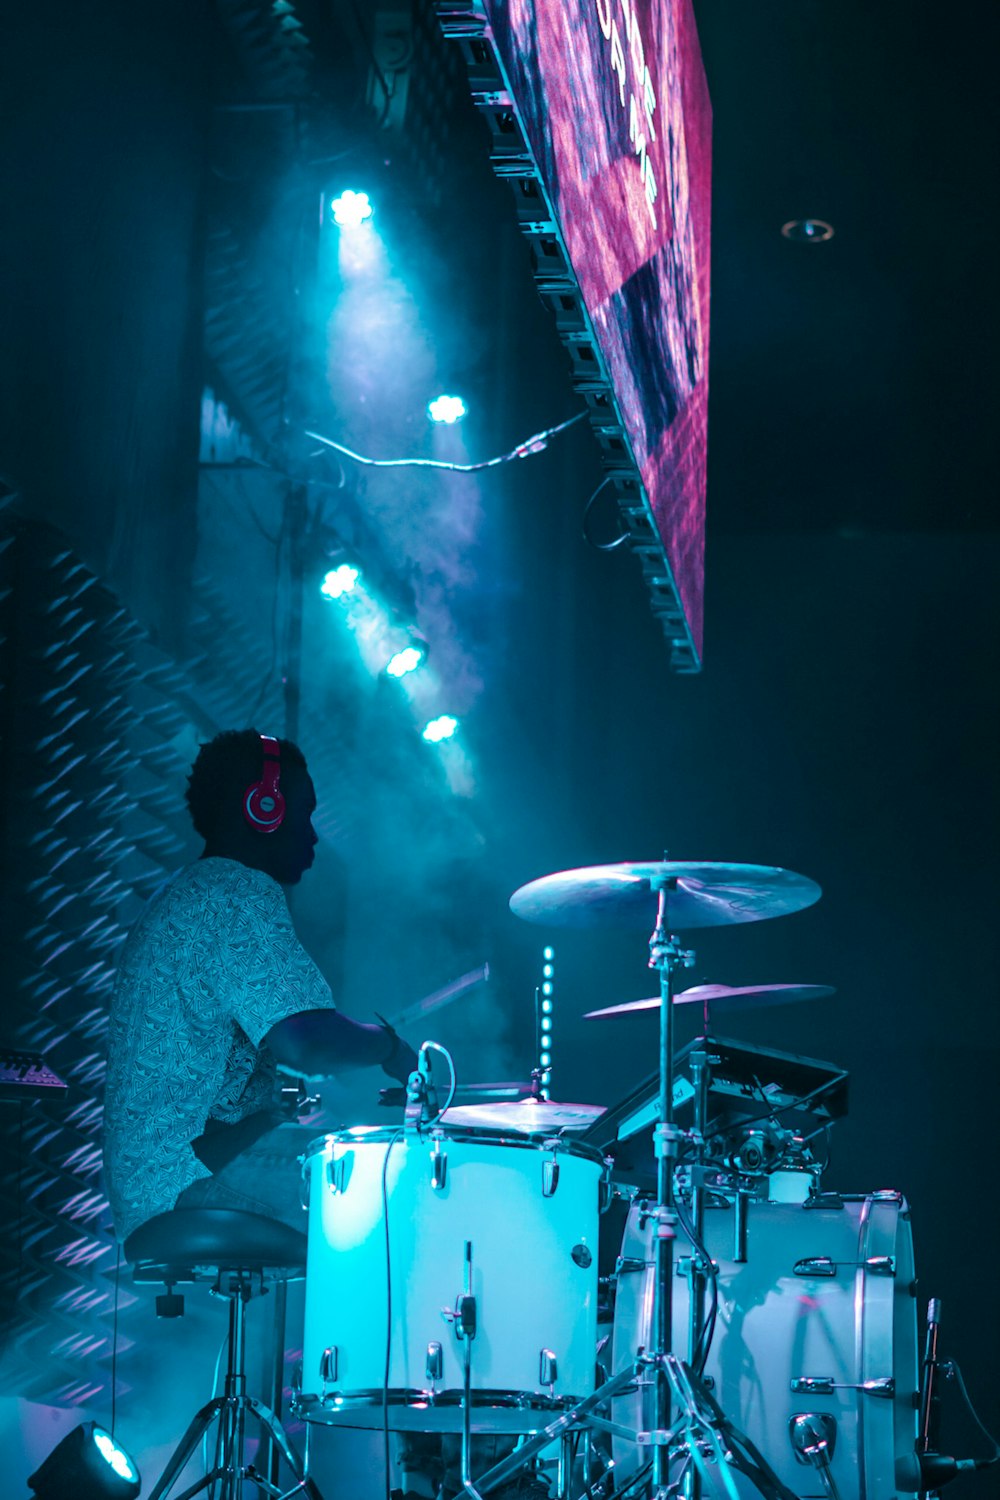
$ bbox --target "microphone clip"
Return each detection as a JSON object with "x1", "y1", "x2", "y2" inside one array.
[{"x1": 404, "y1": 1043, "x2": 440, "y2": 1132}]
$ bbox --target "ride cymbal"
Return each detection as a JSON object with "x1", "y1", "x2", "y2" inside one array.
[
  {"x1": 584, "y1": 982, "x2": 836, "y2": 1019},
  {"x1": 510, "y1": 861, "x2": 821, "y2": 929}
]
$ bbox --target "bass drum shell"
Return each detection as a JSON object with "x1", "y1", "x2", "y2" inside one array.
[
  {"x1": 299, "y1": 1126, "x2": 602, "y2": 1432},
  {"x1": 611, "y1": 1192, "x2": 919, "y2": 1499}
]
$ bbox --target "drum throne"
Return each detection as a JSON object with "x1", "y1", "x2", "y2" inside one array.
[{"x1": 124, "y1": 1207, "x2": 325, "y2": 1500}]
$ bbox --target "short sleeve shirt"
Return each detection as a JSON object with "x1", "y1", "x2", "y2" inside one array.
[{"x1": 103, "y1": 858, "x2": 333, "y2": 1241}]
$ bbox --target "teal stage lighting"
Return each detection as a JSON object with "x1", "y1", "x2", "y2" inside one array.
[
  {"x1": 427, "y1": 394, "x2": 467, "y2": 424},
  {"x1": 330, "y1": 190, "x2": 373, "y2": 228},
  {"x1": 320, "y1": 563, "x2": 360, "y2": 599},
  {"x1": 385, "y1": 644, "x2": 425, "y2": 678},
  {"x1": 28, "y1": 1422, "x2": 141, "y2": 1500},
  {"x1": 422, "y1": 714, "x2": 458, "y2": 743}
]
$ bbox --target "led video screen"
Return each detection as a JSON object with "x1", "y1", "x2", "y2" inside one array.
[{"x1": 482, "y1": 0, "x2": 711, "y2": 662}]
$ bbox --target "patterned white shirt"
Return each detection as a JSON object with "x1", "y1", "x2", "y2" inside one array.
[{"x1": 103, "y1": 858, "x2": 333, "y2": 1241}]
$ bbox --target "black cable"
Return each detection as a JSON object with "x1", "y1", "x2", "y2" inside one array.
[
  {"x1": 943, "y1": 1360, "x2": 1000, "y2": 1462},
  {"x1": 345, "y1": 0, "x2": 398, "y2": 129},
  {"x1": 381, "y1": 1130, "x2": 403, "y2": 1500},
  {"x1": 701, "y1": 1070, "x2": 847, "y2": 1147},
  {"x1": 613, "y1": 1459, "x2": 652, "y2": 1497},
  {"x1": 581, "y1": 476, "x2": 629, "y2": 551},
  {"x1": 694, "y1": 1375, "x2": 801, "y2": 1500},
  {"x1": 673, "y1": 1197, "x2": 719, "y2": 1378}
]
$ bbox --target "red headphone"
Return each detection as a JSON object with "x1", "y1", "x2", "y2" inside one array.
[{"x1": 243, "y1": 734, "x2": 285, "y2": 833}]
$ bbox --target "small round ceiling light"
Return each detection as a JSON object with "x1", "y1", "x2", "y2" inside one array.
[
  {"x1": 781, "y1": 218, "x2": 835, "y2": 244},
  {"x1": 427, "y1": 394, "x2": 467, "y2": 425},
  {"x1": 330, "y1": 190, "x2": 373, "y2": 229}
]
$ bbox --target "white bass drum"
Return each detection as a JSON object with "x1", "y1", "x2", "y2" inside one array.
[{"x1": 611, "y1": 1191, "x2": 919, "y2": 1499}]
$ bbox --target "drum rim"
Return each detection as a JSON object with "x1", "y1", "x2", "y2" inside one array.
[
  {"x1": 293, "y1": 1386, "x2": 583, "y2": 1415},
  {"x1": 302, "y1": 1126, "x2": 607, "y2": 1166}
]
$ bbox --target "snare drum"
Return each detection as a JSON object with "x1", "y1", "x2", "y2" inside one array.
[
  {"x1": 297, "y1": 1125, "x2": 604, "y2": 1432},
  {"x1": 611, "y1": 1191, "x2": 919, "y2": 1498}
]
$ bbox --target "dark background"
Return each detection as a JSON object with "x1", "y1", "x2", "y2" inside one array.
[{"x1": 1, "y1": 0, "x2": 998, "y2": 1492}]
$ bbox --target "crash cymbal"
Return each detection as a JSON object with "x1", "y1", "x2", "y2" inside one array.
[
  {"x1": 510, "y1": 861, "x2": 821, "y2": 929},
  {"x1": 584, "y1": 982, "x2": 836, "y2": 1019},
  {"x1": 440, "y1": 1098, "x2": 606, "y2": 1134}
]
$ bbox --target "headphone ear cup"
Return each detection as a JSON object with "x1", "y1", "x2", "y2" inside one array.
[
  {"x1": 243, "y1": 735, "x2": 285, "y2": 832},
  {"x1": 243, "y1": 781, "x2": 286, "y2": 832}
]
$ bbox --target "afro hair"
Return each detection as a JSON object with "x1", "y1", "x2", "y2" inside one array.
[{"x1": 185, "y1": 729, "x2": 307, "y2": 841}]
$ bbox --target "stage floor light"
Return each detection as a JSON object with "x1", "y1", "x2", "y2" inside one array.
[{"x1": 28, "y1": 1422, "x2": 141, "y2": 1500}]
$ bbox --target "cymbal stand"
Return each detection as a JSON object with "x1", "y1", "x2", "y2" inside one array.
[{"x1": 646, "y1": 875, "x2": 694, "y2": 1497}]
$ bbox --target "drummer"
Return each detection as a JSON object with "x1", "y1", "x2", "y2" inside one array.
[{"x1": 102, "y1": 728, "x2": 418, "y2": 1244}]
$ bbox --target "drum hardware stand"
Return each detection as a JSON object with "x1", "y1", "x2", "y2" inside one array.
[
  {"x1": 456, "y1": 1364, "x2": 641, "y2": 1496},
  {"x1": 630, "y1": 887, "x2": 800, "y2": 1500},
  {"x1": 451, "y1": 1239, "x2": 486, "y2": 1500},
  {"x1": 472, "y1": 880, "x2": 736, "y2": 1500},
  {"x1": 146, "y1": 1270, "x2": 323, "y2": 1500},
  {"x1": 684, "y1": 1040, "x2": 713, "y2": 1443},
  {"x1": 646, "y1": 875, "x2": 700, "y2": 1499},
  {"x1": 917, "y1": 1296, "x2": 942, "y2": 1499}
]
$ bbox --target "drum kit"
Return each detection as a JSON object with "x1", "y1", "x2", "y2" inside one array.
[{"x1": 292, "y1": 857, "x2": 928, "y2": 1500}]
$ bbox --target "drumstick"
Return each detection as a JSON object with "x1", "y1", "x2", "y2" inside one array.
[{"x1": 384, "y1": 963, "x2": 490, "y2": 1030}]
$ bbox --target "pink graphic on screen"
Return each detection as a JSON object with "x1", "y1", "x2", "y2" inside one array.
[{"x1": 483, "y1": 0, "x2": 711, "y2": 658}]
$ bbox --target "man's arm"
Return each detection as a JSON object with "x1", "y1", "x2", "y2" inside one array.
[{"x1": 263, "y1": 1008, "x2": 417, "y2": 1083}]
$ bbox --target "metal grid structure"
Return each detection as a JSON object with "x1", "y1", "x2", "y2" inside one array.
[{"x1": 435, "y1": 0, "x2": 702, "y2": 672}]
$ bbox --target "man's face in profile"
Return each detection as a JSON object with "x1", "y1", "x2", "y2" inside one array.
[{"x1": 265, "y1": 770, "x2": 318, "y2": 886}]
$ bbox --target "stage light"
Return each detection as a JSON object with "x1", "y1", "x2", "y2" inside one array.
[
  {"x1": 427, "y1": 394, "x2": 467, "y2": 425},
  {"x1": 422, "y1": 714, "x2": 458, "y2": 743},
  {"x1": 543, "y1": 946, "x2": 554, "y2": 961},
  {"x1": 541, "y1": 998, "x2": 552, "y2": 1014},
  {"x1": 320, "y1": 563, "x2": 360, "y2": 599},
  {"x1": 385, "y1": 644, "x2": 425, "y2": 678},
  {"x1": 540, "y1": 1051, "x2": 551, "y2": 1068},
  {"x1": 541, "y1": 1016, "x2": 552, "y2": 1033},
  {"x1": 542, "y1": 981, "x2": 553, "y2": 996},
  {"x1": 331, "y1": 190, "x2": 373, "y2": 228},
  {"x1": 543, "y1": 963, "x2": 554, "y2": 978},
  {"x1": 28, "y1": 1422, "x2": 141, "y2": 1500},
  {"x1": 780, "y1": 218, "x2": 834, "y2": 243},
  {"x1": 92, "y1": 1431, "x2": 138, "y2": 1484}
]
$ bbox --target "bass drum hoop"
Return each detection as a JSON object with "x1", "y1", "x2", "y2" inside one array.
[
  {"x1": 293, "y1": 1387, "x2": 580, "y2": 1434},
  {"x1": 301, "y1": 1123, "x2": 608, "y2": 1166}
]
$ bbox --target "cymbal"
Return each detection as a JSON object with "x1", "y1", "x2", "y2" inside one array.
[
  {"x1": 510, "y1": 861, "x2": 821, "y2": 929},
  {"x1": 584, "y1": 982, "x2": 836, "y2": 1019},
  {"x1": 440, "y1": 1099, "x2": 606, "y2": 1134}
]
